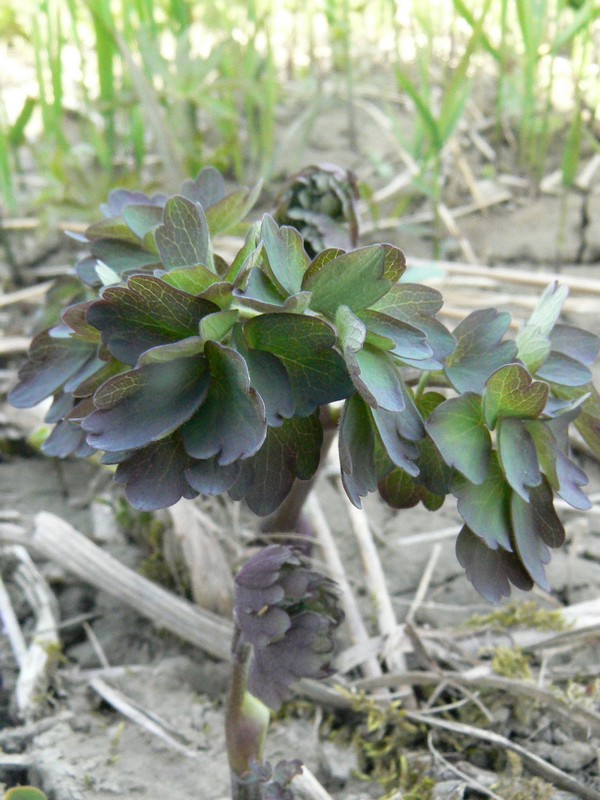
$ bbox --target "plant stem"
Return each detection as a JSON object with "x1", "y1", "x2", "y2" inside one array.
[
  {"x1": 261, "y1": 420, "x2": 337, "y2": 535},
  {"x1": 226, "y1": 631, "x2": 270, "y2": 799}
]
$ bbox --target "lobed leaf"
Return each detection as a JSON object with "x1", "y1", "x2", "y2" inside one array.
[
  {"x1": 9, "y1": 330, "x2": 98, "y2": 408},
  {"x1": 115, "y1": 433, "x2": 198, "y2": 510},
  {"x1": 87, "y1": 274, "x2": 219, "y2": 364},
  {"x1": 182, "y1": 342, "x2": 266, "y2": 464},
  {"x1": 302, "y1": 245, "x2": 390, "y2": 319},
  {"x1": 205, "y1": 182, "x2": 262, "y2": 236},
  {"x1": 427, "y1": 393, "x2": 491, "y2": 484},
  {"x1": 536, "y1": 351, "x2": 592, "y2": 386},
  {"x1": 261, "y1": 214, "x2": 310, "y2": 296},
  {"x1": 483, "y1": 363, "x2": 548, "y2": 430},
  {"x1": 179, "y1": 166, "x2": 226, "y2": 207},
  {"x1": 452, "y1": 452, "x2": 512, "y2": 551},
  {"x1": 510, "y1": 490, "x2": 552, "y2": 590},
  {"x1": 361, "y1": 311, "x2": 433, "y2": 363},
  {"x1": 344, "y1": 346, "x2": 406, "y2": 412},
  {"x1": 497, "y1": 417, "x2": 542, "y2": 501},
  {"x1": 159, "y1": 263, "x2": 222, "y2": 294},
  {"x1": 456, "y1": 525, "x2": 533, "y2": 603},
  {"x1": 231, "y1": 414, "x2": 323, "y2": 516},
  {"x1": 82, "y1": 357, "x2": 209, "y2": 451},
  {"x1": 243, "y1": 313, "x2": 353, "y2": 416},
  {"x1": 185, "y1": 457, "x2": 240, "y2": 496},
  {"x1": 91, "y1": 239, "x2": 159, "y2": 276},
  {"x1": 235, "y1": 332, "x2": 295, "y2": 426},
  {"x1": 155, "y1": 195, "x2": 211, "y2": 270},
  {"x1": 550, "y1": 324, "x2": 600, "y2": 366},
  {"x1": 444, "y1": 309, "x2": 517, "y2": 394},
  {"x1": 371, "y1": 406, "x2": 420, "y2": 476},
  {"x1": 339, "y1": 394, "x2": 378, "y2": 507},
  {"x1": 101, "y1": 188, "x2": 166, "y2": 219},
  {"x1": 122, "y1": 204, "x2": 163, "y2": 239}
]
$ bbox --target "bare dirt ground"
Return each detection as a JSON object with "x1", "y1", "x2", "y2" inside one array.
[{"x1": 1, "y1": 89, "x2": 600, "y2": 800}]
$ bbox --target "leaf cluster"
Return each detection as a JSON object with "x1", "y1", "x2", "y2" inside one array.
[{"x1": 10, "y1": 167, "x2": 600, "y2": 601}]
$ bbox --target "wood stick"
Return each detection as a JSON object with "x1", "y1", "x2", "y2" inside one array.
[
  {"x1": 5, "y1": 513, "x2": 349, "y2": 710},
  {"x1": 305, "y1": 494, "x2": 382, "y2": 680},
  {"x1": 0, "y1": 558, "x2": 27, "y2": 666},
  {"x1": 409, "y1": 256, "x2": 600, "y2": 295},
  {"x1": 0, "y1": 281, "x2": 54, "y2": 308},
  {"x1": 340, "y1": 492, "x2": 408, "y2": 674},
  {"x1": 405, "y1": 711, "x2": 600, "y2": 800},
  {"x1": 89, "y1": 676, "x2": 199, "y2": 759},
  {"x1": 11, "y1": 544, "x2": 60, "y2": 718},
  {"x1": 30, "y1": 511, "x2": 232, "y2": 661}
]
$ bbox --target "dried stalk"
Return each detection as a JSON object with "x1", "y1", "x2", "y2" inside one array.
[
  {"x1": 1, "y1": 513, "x2": 349, "y2": 710},
  {"x1": 305, "y1": 493, "x2": 382, "y2": 680},
  {"x1": 340, "y1": 492, "x2": 408, "y2": 674},
  {"x1": 89, "y1": 676, "x2": 199, "y2": 759},
  {"x1": 405, "y1": 711, "x2": 600, "y2": 800},
  {"x1": 9, "y1": 544, "x2": 60, "y2": 718}
]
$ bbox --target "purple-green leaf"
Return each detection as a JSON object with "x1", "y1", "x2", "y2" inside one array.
[
  {"x1": 361, "y1": 311, "x2": 433, "y2": 363},
  {"x1": 115, "y1": 434, "x2": 198, "y2": 510},
  {"x1": 483, "y1": 363, "x2": 548, "y2": 429},
  {"x1": 179, "y1": 166, "x2": 226, "y2": 207},
  {"x1": 370, "y1": 406, "x2": 420, "y2": 475},
  {"x1": 339, "y1": 394, "x2": 378, "y2": 507},
  {"x1": 536, "y1": 351, "x2": 592, "y2": 386},
  {"x1": 205, "y1": 185, "x2": 261, "y2": 236},
  {"x1": 456, "y1": 525, "x2": 533, "y2": 603},
  {"x1": 344, "y1": 346, "x2": 406, "y2": 412},
  {"x1": 550, "y1": 324, "x2": 600, "y2": 366},
  {"x1": 444, "y1": 309, "x2": 517, "y2": 394},
  {"x1": 497, "y1": 417, "x2": 542, "y2": 501},
  {"x1": 261, "y1": 214, "x2": 310, "y2": 296},
  {"x1": 159, "y1": 263, "x2": 223, "y2": 294},
  {"x1": 122, "y1": 204, "x2": 163, "y2": 239},
  {"x1": 82, "y1": 356, "x2": 209, "y2": 451},
  {"x1": 302, "y1": 245, "x2": 389, "y2": 319},
  {"x1": 452, "y1": 452, "x2": 512, "y2": 551},
  {"x1": 9, "y1": 330, "x2": 98, "y2": 408},
  {"x1": 91, "y1": 239, "x2": 159, "y2": 275},
  {"x1": 510, "y1": 490, "x2": 552, "y2": 590},
  {"x1": 240, "y1": 347, "x2": 295, "y2": 426},
  {"x1": 243, "y1": 313, "x2": 353, "y2": 416},
  {"x1": 427, "y1": 393, "x2": 491, "y2": 484},
  {"x1": 230, "y1": 414, "x2": 322, "y2": 515},
  {"x1": 378, "y1": 467, "x2": 444, "y2": 511},
  {"x1": 156, "y1": 195, "x2": 211, "y2": 269},
  {"x1": 182, "y1": 342, "x2": 266, "y2": 464},
  {"x1": 87, "y1": 275, "x2": 219, "y2": 364},
  {"x1": 185, "y1": 457, "x2": 241, "y2": 495}
]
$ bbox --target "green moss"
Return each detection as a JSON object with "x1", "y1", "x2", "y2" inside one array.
[
  {"x1": 334, "y1": 690, "x2": 434, "y2": 800},
  {"x1": 113, "y1": 499, "x2": 190, "y2": 596},
  {"x1": 491, "y1": 646, "x2": 533, "y2": 680},
  {"x1": 464, "y1": 600, "x2": 568, "y2": 632}
]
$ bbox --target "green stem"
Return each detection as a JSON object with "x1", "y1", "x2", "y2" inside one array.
[{"x1": 226, "y1": 632, "x2": 270, "y2": 799}]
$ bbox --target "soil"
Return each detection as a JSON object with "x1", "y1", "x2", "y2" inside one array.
[{"x1": 1, "y1": 80, "x2": 600, "y2": 800}]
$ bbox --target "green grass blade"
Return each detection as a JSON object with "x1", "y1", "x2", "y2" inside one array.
[
  {"x1": 562, "y1": 104, "x2": 583, "y2": 188},
  {"x1": 551, "y1": 1, "x2": 600, "y2": 54},
  {"x1": 0, "y1": 125, "x2": 16, "y2": 213},
  {"x1": 451, "y1": 0, "x2": 501, "y2": 62},
  {"x1": 8, "y1": 96, "x2": 36, "y2": 147},
  {"x1": 394, "y1": 67, "x2": 442, "y2": 154}
]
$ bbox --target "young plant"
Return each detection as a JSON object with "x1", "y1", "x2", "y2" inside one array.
[{"x1": 9, "y1": 166, "x2": 600, "y2": 794}]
